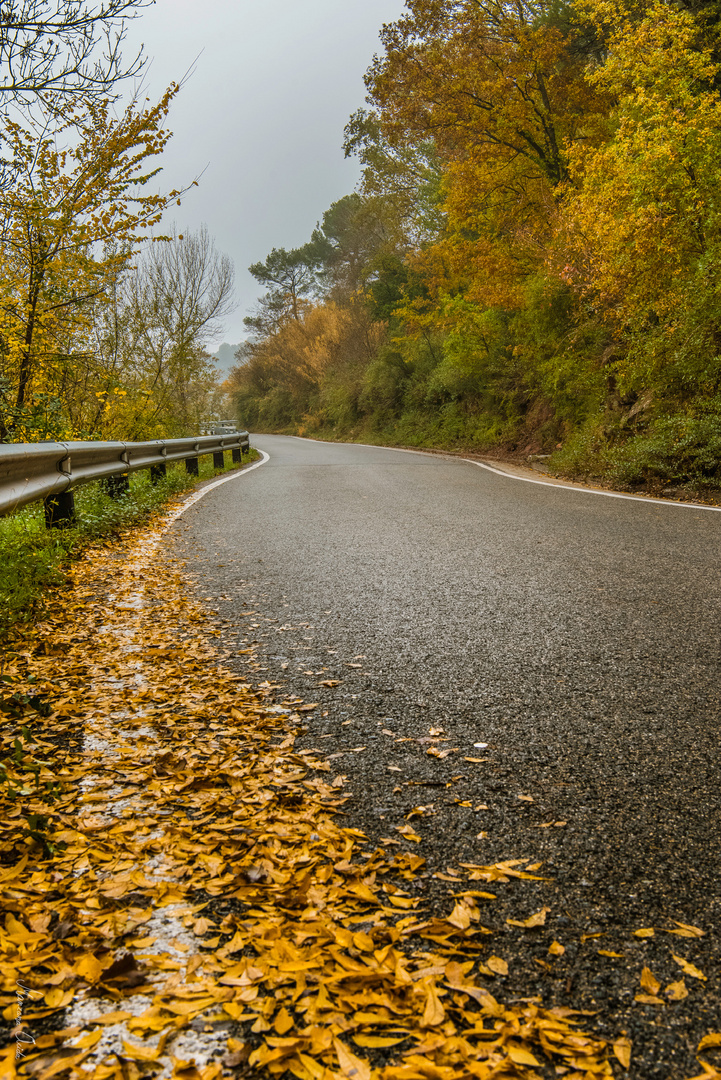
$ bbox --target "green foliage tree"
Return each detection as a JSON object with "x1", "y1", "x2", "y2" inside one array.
[
  {"x1": 233, "y1": 0, "x2": 721, "y2": 489},
  {"x1": 245, "y1": 246, "x2": 320, "y2": 334}
]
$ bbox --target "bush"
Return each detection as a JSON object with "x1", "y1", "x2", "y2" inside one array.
[
  {"x1": 607, "y1": 409, "x2": 721, "y2": 487},
  {"x1": 550, "y1": 402, "x2": 721, "y2": 490}
]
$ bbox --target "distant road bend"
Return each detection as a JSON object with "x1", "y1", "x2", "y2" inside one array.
[{"x1": 170, "y1": 433, "x2": 721, "y2": 1076}]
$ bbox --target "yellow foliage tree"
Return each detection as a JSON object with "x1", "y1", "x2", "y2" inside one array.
[
  {"x1": 559, "y1": 0, "x2": 721, "y2": 397},
  {"x1": 0, "y1": 84, "x2": 185, "y2": 440},
  {"x1": 366, "y1": 0, "x2": 609, "y2": 314}
]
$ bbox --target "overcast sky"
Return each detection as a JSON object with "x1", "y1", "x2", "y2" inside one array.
[{"x1": 123, "y1": 0, "x2": 406, "y2": 348}]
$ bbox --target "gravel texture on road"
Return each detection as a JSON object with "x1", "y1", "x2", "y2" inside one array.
[{"x1": 167, "y1": 433, "x2": 721, "y2": 1079}]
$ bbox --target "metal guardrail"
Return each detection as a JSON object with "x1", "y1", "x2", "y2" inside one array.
[{"x1": 0, "y1": 431, "x2": 250, "y2": 522}]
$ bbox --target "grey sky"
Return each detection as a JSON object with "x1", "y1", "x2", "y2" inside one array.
[{"x1": 123, "y1": 0, "x2": 405, "y2": 347}]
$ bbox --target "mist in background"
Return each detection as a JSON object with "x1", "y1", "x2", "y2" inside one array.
[{"x1": 123, "y1": 0, "x2": 406, "y2": 366}]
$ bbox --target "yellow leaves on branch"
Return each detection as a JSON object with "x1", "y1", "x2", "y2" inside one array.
[
  {"x1": 0, "y1": 83, "x2": 184, "y2": 419},
  {"x1": 563, "y1": 0, "x2": 721, "y2": 337}
]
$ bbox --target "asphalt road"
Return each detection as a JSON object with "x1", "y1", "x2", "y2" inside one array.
[{"x1": 169, "y1": 434, "x2": 721, "y2": 1078}]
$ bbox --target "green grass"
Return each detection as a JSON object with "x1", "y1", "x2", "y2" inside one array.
[{"x1": 0, "y1": 450, "x2": 259, "y2": 645}]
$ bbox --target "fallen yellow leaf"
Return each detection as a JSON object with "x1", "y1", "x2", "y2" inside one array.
[
  {"x1": 671, "y1": 953, "x2": 706, "y2": 981},
  {"x1": 640, "y1": 967, "x2": 661, "y2": 995},
  {"x1": 667, "y1": 920, "x2": 704, "y2": 938},
  {"x1": 634, "y1": 993, "x2": 665, "y2": 1006},
  {"x1": 613, "y1": 1036, "x2": 632, "y2": 1068},
  {"x1": 421, "y1": 982, "x2": 446, "y2": 1027},
  {"x1": 486, "y1": 956, "x2": 508, "y2": 976},
  {"x1": 333, "y1": 1037, "x2": 372, "y2": 1080},
  {"x1": 507, "y1": 906, "x2": 550, "y2": 929},
  {"x1": 506, "y1": 1045, "x2": 541, "y2": 1066},
  {"x1": 665, "y1": 980, "x2": 688, "y2": 1001}
]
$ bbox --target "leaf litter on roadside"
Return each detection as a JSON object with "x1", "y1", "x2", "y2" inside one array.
[{"x1": 0, "y1": 513, "x2": 619, "y2": 1078}]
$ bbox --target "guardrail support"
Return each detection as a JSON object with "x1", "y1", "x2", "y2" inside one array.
[
  {"x1": 44, "y1": 491, "x2": 75, "y2": 528},
  {"x1": 185, "y1": 456, "x2": 199, "y2": 476},
  {"x1": 150, "y1": 463, "x2": 166, "y2": 483},
  {"x1": 213, "y1": 451, "x2": 225, "y2": 470},
  {"x1": 102, "y1": 474, "x2": 130, "y2": 499},
  {"x1": 232, "y1": 447, "x2": 241, "y2": 464}
]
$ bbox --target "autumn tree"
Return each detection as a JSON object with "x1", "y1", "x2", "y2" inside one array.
[
  {"x1": 343, "y1": 109, "x2": 444, "y2": 247},
  {"x1": 362, "y1": 0, "x2": 610, "y2": 311},
  {"x1": 0, "y1": 83, "x2": 186, "y2": 440},
  {"x1": 562, "y1": 0, "x2": 721, "y2": 403}
]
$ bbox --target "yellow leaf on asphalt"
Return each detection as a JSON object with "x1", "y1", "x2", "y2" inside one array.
[
  {"x1": 447, "y1": 901, "x2": 472, "y2": 930},
  {"x1": 668, "y1": 921, "x2": 704, "y2": 938},
  {"x1": 665, "y1": 980, "x2": 688, "y2": 1001},
  {"x1": 395, "y1": 824, "x2": 421, "y2": 842},
  {"x1": 698, "y1": 1034, "x2": 721, "y2": 1052},
  {"x1": 73, "y1": 1030, "x2": 103, "y2": 1050},
  {"x1": 274, "y1": 1007, "x2": 294, "y2": 1035},
  {"x1": 613, "y1": 1036, "x2": 632, "y2": 1068},
  {"x1": 633, "y1": 928, "x2": 655, "y2": 938},
  {"x1": 507, "y1": 1045, "x2": 541, "y2": 1066},
  {"x1": 75, "y1": 954, "x2": 103, "y2": 983},
  {"x1": 353, "y1": 931, "x2": 374, "y2": 952},
  {"x1": 507, "y1": 906, "x2": 550, "y2": 928},
  {"x1": 333, "y1": 1037, "x2": 372, "y2": 1080},
  {"x1": 635, "y1": 994, "x2": 664, "y2": 1006},
  {"x1": 548, "y1": 940, "x2": 565, "y2": 956},
  {"x1": 640, "y1": 968, "x2": 661, "y2": 995},
  {"x1": 672, "y1": 954, "x2": 707, "y2": 981},
  {"x1": 486, "y1": 956, "x2": 508, "y2": 976},
  {"x1": 223, "y1": 1002, "x2": 258, "y2": 1021},
  {"x1": 353, "y1": 1034, "x2": 408, "y2": 1048},
  {"x1": 93, "y1": 1011, "x2": 132, "y2": 1025},
  {"x1": 44, "y1": 987, "x2": 67, "y2": 1008},
  {"x1": 122, "y1": 1037, "x2": 167, "y2": 1062},
  {"x1": 421, "y1": 983, "x2": 445, "y2": 1027}
]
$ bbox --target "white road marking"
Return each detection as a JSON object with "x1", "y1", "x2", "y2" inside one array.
[
  {"x1": 283, "y1": 435, "x2": 721, "y2": 513},
  {"x1": 164, "y1": 449, "x2": 270, "y2": 527},
  {"x1": 466, "y1": 459, "x2": 721, "y2": 512}
]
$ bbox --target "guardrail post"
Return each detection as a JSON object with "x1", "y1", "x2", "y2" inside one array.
[
  {"x1": 101, "y1": 474, "x2": 130, "y2": 498},
  {"x1": 232, "y1": 447, "x2": 241, "y2": 464},
  {"x1": 150, "y1": 463, "x2": 166, "y2": 483},
  {"x1": 185, "y1": 456, "x2": 199, "y2": 476},
  {"x1": 44, "y1": 491, "x2": 75, "y2": 528},
  {"x1": 213, "y1": 451, "x2": 225, "y2": 470}
]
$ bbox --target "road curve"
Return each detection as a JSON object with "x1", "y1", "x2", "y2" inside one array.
[{"x1": 169, "y1": 433, "x2": 721, "y2": 1076}]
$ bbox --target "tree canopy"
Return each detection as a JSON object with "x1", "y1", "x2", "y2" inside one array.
[{"x1": 231, "y1": 0, "x2": 721, "y2": 492}]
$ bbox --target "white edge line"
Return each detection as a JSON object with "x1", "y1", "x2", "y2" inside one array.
[
  {"x1": 284, "y1": 434, "x2": 721, "y2": 514},
  {"x1": 160, "y1": 450, "x2": 270, "y2": 531},
  {"x1": 466, "y1": 459, "x2": 721, "y2": 512}
]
